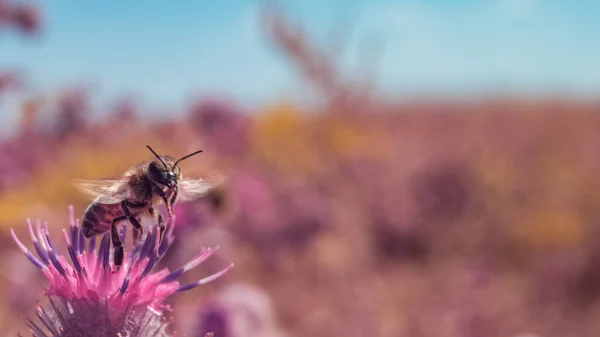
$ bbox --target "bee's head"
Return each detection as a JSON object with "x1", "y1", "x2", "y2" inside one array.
[
  {"x1": 146, "y1": 145, "x2": 203, "y2": 188},
  {"x1": 148, "y1": 158, "x2": 179, "y2": 187}
]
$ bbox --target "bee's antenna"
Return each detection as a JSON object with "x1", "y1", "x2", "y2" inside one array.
[
  {"x1": 146, "y1": 145, "x2": 169, "y2": 169},
  {"x1": 174, "y1": 149, "x2": 204, "y2": 167}
]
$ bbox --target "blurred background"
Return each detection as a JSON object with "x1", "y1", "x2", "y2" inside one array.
[{"x1": 2, "y1": 1, "x2": 600, "y2": 336}]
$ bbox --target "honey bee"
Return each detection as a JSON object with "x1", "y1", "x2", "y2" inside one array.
[{"x1": 75, "y1": 145, "x2": 223, "y2": 267}]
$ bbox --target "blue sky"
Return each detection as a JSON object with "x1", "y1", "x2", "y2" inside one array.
[{"x1": 1, "y1": 0, "x2": 600, "y2": 131}]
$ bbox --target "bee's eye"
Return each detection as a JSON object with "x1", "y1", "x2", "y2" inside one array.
[
  {"x1": 149, "y1": 162, "x2": 168, "y2": 181},
  {"x1": 149, "y1": 162, "x2": 161, "y2": 174}
]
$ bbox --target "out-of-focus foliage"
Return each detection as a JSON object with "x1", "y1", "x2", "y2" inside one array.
[{"x1": 3, "y1": 2, "x2": 600, "y2": 337}]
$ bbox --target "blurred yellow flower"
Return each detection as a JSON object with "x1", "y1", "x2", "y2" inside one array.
[
  {"x1": 513, "y1": 207, "x2": 585, "y2": 251},
  {"x1": 252, "y1": 103, "x2": 322, "y2": 175}
]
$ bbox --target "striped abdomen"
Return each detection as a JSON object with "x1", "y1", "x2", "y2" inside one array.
[{"x1": 81, "y1": 201, "x2": 125, "y2": 238}]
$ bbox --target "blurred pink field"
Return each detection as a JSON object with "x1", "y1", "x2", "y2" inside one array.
[{"x1": 3, "y1": 2, "x2": 600, "y2": 337}]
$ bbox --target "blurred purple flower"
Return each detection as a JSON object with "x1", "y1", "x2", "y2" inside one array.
[
  {"x1": 52, "y1": 89, "x2": 89, "y2": 141},
  {"x1": 0, "y1": 0, "x2": 41, "y2": 35},
  {"x1": 0, "y1": 71, "x2": 22, "y2": 94},
  {"x1": 189, "y1": 98, "x2": 250, "y2": 157},
  {"x1": 198, "y1": 306, "x2": 229, "y2": 337},
  {"x1": 11, "y1": 206, "x2": 234, "y2": 336},
  {"x1": 197, "y1": 283, "x2": 287, "y2": 337},
  {"x1": 7, "y1": 1, "x2": 40, "y2": 34},
  {"x1": 230, "y1": 171, "x2": 279, "y2": 236}
]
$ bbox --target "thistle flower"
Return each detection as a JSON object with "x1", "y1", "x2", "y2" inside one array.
[{"x1": 11, "y1": 206, "x2": 234, "y2": 336}]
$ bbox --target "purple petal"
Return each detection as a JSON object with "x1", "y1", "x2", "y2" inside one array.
[
  {"x1": 10, "y1": 228, "x2": 44, "y2": 269},
  {"x1": 47, "y1": 248, "x2": 67, "y2": 276},
  {"x1": 78, "y1": 221, "x2": 86, "y2": 254},
  {"x1": 139, "y1": 227, "x2": 156, "y2": 259},
  {"x1": 162, "y1": 247, "x2": 216, "y2": 284},
  {"x1": 26, "y1": 219, "x2": 49, "y2": 266},
  {"x1": 63, "y1": 229, "x2": 82, "y2": 273},
  {"x1": 43, "y1": 226, "x2": 58, "y2": 257},
  {"x1": 120, "y1": 267, "x2": 133, "y2": 294},
  {"x1": 70, "y1": 220, "x2": 79, "y2": 254},
  {"x1": 140, "y1": 254, "x2": 158, "y2": 277},
  {"x1": 177, "y1": 263, "x2": 234, "y2": 292},
  {"x1": 88, "y1": 235, "x2": 97, "y2": 253},
  {"x1": 99, "y1": 234, "x2": 110, "y2": 270}
]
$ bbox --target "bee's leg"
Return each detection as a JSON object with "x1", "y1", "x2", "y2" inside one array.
[
  {"x1": 168, "y1": 186, "x2": 179, "y2": 215},
  {"x1": 158, "y1": 212, "x2": 166, "y2": 243},
  {"x1": 111, "y1": 216, "x2": 127, "y2": 268},
  {"x1": 151, "y1": 184, "x2": 173, "y2": 216},
  {"x1": 124, "y1": 201, "x2": 147, "y2": 209},
  {"x1": 129, "y1": 217, "x2": 143, "y2": 243},
  {"x1": 165, "y1": 199, "x2": 174, "y2": 217},
  {"x1": 121, "y1": 201, "x2": 145, "y2": 243},
  {"x1": 149, "y1": 206, "x2": 166, "y2": 243}
]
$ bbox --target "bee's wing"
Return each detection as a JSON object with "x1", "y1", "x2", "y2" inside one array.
[
  {"x1": 73, "y1": 178, "x2": 132, "y2": 204},
  {"x1": 178, "y1": 175, "x2": 226, "y2": 202}
]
